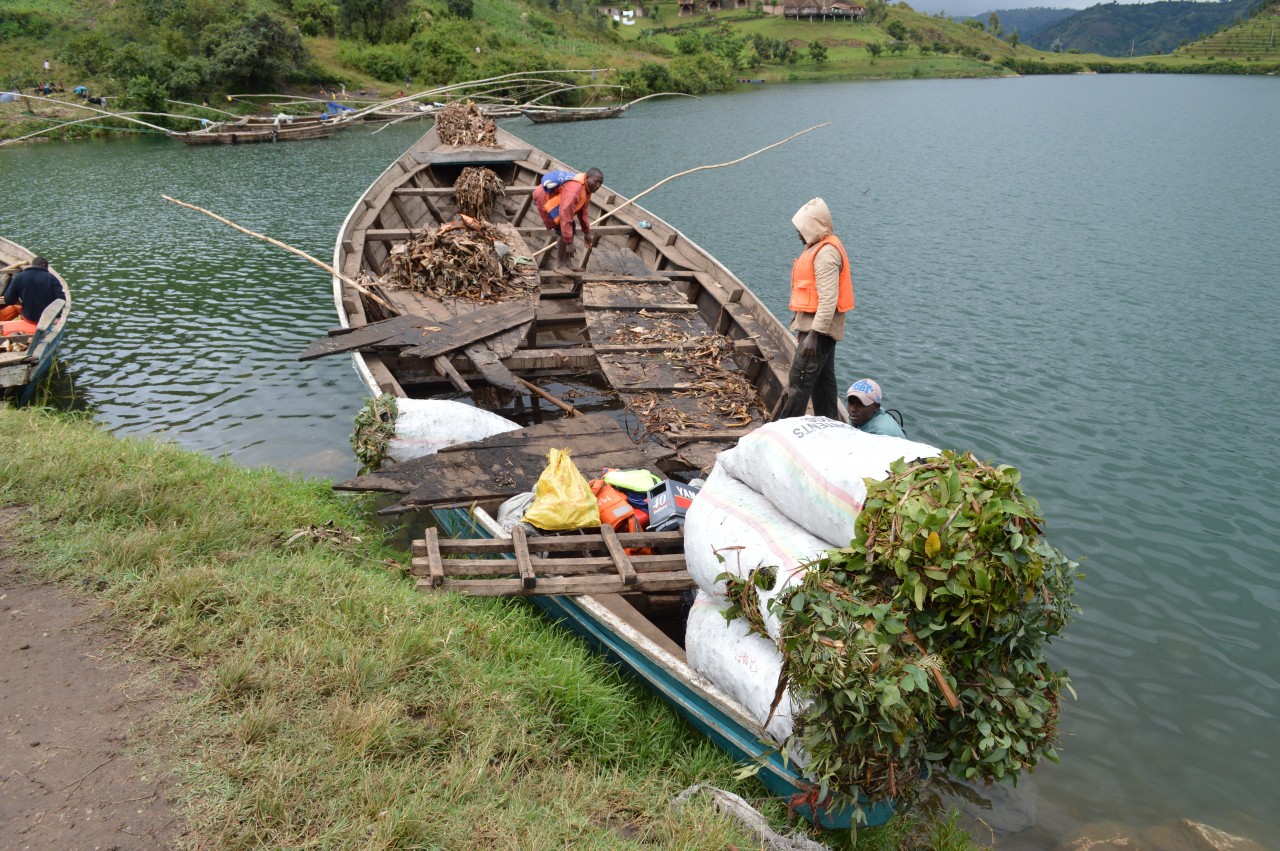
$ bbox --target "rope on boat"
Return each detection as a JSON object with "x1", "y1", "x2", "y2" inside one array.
[
  {"x1": 673, "y1": 785, "x2": 833, "y2": 851},
  {"x1": 531, "y1": 122, "x2": 830, "y2": 262}
]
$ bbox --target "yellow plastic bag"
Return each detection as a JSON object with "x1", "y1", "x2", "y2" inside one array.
[{"x1": 522, "y1": 448, "x2": 601, "y2": 531}]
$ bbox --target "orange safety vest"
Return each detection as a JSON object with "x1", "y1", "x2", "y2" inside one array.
[
  {"x1": 540, "y1": 173, "x2": 589, "y2": 224},
  {"x1": 588, "y1": 479, "x2": 653, "y2": 555},
  {"x1": 789, "y1": 234, "x2": 854, "y2": 314}
]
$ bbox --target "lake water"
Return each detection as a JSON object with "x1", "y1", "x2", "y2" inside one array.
[{"x1": 2, "y1": 74, "x2": 1277, "y2": 848}]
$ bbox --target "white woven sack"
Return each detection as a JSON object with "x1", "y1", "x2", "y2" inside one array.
[
  {"x1": 683, "y1": 464, "x2": 830, "y2": 604},
  {"x1": 685, "y1": 591, "x2": 805, "y2": 750},
  {"x1": 718, "y1": 417, "x2": 940, "y2": 547},
  {"x1": 388, "y1": 398, "x2": 521, "y2": 463}
]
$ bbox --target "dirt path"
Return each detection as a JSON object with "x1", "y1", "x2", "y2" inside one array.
[{"x1": 1, "y1": 507, "x2": 186, "y2": 850}]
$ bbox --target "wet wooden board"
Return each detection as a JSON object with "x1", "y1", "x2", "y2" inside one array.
[
  {"x1": 408, "y1": 148, "x2": 533, "y2": 165},
  {"x1": 582, "y1": 280, "x2": 689, "y2": 310},
  {"x1": 585, "y1": 244, "x2": 654, "y2": 277},
  {"x1": 597, "y1": 353, "x2": 741, "y2": 392},
  {"x1": 336, "y1": 414, "x2": 654, "y2": 510},
  {"x1": 398, "y1": 301, "x2": 537, "y2": 359}
]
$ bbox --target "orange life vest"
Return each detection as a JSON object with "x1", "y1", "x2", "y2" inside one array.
[
  {"x1": 789, "y1": 234, "x2": 854, "y2": 314},
  {"x1": 588, "y1": 479, "x2": 652, "y2": 555},
  {"x1": 540, "y1": 173, "x2": 589, "y2": 224}
]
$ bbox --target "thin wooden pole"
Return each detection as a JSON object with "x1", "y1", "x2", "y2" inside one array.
[
  {"x1": 530, "y1": 122, "x2": 830, "y2": 260},
  {"x1": 516, "y1": 377, "x2": 582, "y2": 417},
  {"x1": 160, "y1": 195, "x2": 395, "y2": 313}
]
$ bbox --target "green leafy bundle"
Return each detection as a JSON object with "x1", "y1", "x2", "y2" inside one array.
[
  {"x1": 351, "y1": 393, "x2": 397, "y2": 473},
  {"x1": 726, "y1": 450, "x2": 1080, "y2": 817}
]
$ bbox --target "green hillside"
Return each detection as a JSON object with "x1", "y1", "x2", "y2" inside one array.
[
  {"x1": 3, "y1": 0, "x2": 1279, "y2": 143},
  {"x1": 1174, "y1": 0, "x2": 1280, "y2": 59},
  {"x1": 1027, "y1": 0, "x2": 1262, "y2": 56}
]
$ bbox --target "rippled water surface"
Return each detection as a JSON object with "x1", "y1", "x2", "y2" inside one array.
[{"x1": 3, "y1": 74, "x2": 1277, "y2": 847}]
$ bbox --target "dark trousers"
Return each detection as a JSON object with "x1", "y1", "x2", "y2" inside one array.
[{"x1": 779, "y1": 332, "x2": 839, "y2": 420}]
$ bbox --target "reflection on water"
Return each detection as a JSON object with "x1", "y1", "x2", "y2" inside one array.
[{"x1": 2, "y1": 76, "x2": 1278, "y2": 847}]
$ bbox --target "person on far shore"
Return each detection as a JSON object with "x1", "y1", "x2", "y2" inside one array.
[
  {"x1": 2, "y1": 256, "x2": 65, "y2": 336},
  {"x1": 532, "y1": 168, "x2": 604, "y2": 274},
  {"x1": 846, "y1": 378, "x2": 907, "y2": 438},
  {"x1": 778, "y1": 197, "x2": 855, "y2": 420}
]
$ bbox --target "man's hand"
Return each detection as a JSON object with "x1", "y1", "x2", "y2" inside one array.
[{"x1": 798, "y1": 330, "x2": 818, "y2": 359}]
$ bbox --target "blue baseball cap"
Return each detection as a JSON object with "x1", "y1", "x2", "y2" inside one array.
[{"x1": 846, "y1": 378, "x2": 883, "y2": 406}]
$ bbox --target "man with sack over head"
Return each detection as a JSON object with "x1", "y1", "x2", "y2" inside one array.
[{"x1": 777, "y1": 197, "x2": 854, "y2": 420}]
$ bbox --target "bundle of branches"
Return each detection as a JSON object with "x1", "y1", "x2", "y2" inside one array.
[
  {"x1": 435, "y1": 101, "x2": 498, "y2": 147},
  {"x1": 351, "y1": 393, "x2": 397, "y2": 473},
  {"x1": 723, "y1": 450, "x2": 1080, "y2": 818},
  {"x1": 383, "y1": 219, "x2": 533, "y2": 303},
  {"x1": 454, "y1": 166, "x2": 505, "y2": 220}
]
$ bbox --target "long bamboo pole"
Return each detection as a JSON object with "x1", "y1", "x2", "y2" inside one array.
[
  {"x1": 160, "y1": 195, "x2": 395, "y2": 313},
  {"x1": 530, "y1": 122, "x2": 830, "y2": 261},
  {"x1": 0, "y1": 93, "x2": 179, "y2": 146}
]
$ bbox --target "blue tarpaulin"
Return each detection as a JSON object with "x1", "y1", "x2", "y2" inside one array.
[
  {"x1": 320, "y1": 101, "x2": 356, "y2": 120},
  {"x1": 0, "y1": 92, "x2": 17, "y2": 103}
]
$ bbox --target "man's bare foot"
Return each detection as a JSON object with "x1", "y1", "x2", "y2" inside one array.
[{"x1": 553, "y1": 264, "x2": 574, "y2": 275}]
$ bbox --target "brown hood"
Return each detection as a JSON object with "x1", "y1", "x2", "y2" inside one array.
[{"x1": 791, "y1": 197, "x2": 833, "y2": 246}]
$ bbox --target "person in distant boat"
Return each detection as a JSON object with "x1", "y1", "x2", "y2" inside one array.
[
  {"x1": 845, "y1": 378, "x2": 907, "y2": 438},
  {"x1": 1, "y1": 256, "x2": 65, "y2": 336},
  {"x1": 777, "y1": 197, "x2": 854, "y2": 421},
  {"x1": 532, "y1": 167, "x2": 605, "y2": 274}
]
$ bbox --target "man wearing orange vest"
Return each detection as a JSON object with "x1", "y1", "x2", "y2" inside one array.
[
  {"x1": 778, "y1": 197, "x2": 854, "y2": 421},
  {"x1": 532, "y1": 168, "x2": 604, "y2": 274}
]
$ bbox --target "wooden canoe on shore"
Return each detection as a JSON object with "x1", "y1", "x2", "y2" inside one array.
[
  {"x1": 315, "y1": 125, "x2": 891, "y2": 828},
  {"x1": 0, "y1": 237, "x2": 70, "y2": 403}
]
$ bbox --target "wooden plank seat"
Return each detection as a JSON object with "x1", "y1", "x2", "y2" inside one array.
[{"x1": 411, "y1": 526, "x2": 692, "y2": 596}]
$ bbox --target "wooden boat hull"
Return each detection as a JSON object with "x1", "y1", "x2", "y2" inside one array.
[
  {"x1": 0, "y1": 236, "x2": 70, "y2": 403},
  {"x1": 520, "y1": 106, "x2": 627, "y2": 123},
  {"x1": 172, "y1": 120, "x2": 345, "y2": 145},
  {"x1": 327, "y1": 126, "x2": 890, "y2": 827}
]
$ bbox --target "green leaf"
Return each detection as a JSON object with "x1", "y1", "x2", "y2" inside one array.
[{"x1": 790, "y1": 592, "x2": 806, "y2": 611}]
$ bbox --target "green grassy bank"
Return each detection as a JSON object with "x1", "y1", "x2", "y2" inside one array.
[{"x1": 0, "y1": 406, "x2": 981, "y2": 849}]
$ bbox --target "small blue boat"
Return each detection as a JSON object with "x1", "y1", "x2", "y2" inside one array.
[{"x1": 0, "y1": 237, "x2": 70, "y2": 404}]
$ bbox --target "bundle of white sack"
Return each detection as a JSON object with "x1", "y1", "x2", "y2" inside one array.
[
  {"x1": 681, "y1": 417, "x2": 940, "y2": 747},
  {"x1": 386, "y1": 398, "x2": 520, "y2": 463}
]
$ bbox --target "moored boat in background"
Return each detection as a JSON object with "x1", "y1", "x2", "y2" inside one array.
[{"x1": 0, "y1": 237, "x2": 70, "y2": 403}]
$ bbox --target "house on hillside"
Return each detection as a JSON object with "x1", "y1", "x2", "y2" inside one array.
[{"x1": 782, "y1": 0, "x2": 860, "y2": 21}]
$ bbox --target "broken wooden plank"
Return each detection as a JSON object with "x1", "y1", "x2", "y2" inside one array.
[
  {"x1": 400, "y1": 301, "x2": 536, "y2": 360},
  {"x1": 413, "y1": 531, "x2": 685, "y2": 556},
  {"x1": 599, "y1": 525, "x2": 637, "y2": 586},
  {"x1": 299, "y1": 314, "x2": 432, "y2": 361},
  {"x1": 582, "y1": 280, "x2": 689, "y2": 310},
  {"x1": 425, "y1": 526, "x2": 444, "y2": 587},
  {"x1": 409, "y1": 553, "x2": 688, "y2": 576},
  {"x1": 512, "y1": 525, "x2": 537, "y2": 590},
  {"x1": 463, "y1": 344, "x2": 522, "y2": 391},
  {"x1": 334, "y1": 413, "x2": 653, "y2": 500}
]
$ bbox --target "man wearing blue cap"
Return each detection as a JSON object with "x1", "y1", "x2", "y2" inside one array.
[{"x1": 846, "y1": 378, "x2": 906, "y2": 438}]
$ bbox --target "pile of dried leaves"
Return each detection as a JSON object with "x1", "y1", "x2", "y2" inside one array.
[
  {"x1": 454, "y1": 166, "x2": 505, "y2": 220},
  {"x1": 0, "y1": 337, "x2": 30, "y2": 353},
  {"x1": 435, "y1": 101, "x2": 498, "y2": 147},
  {"x1": 626, "y1": 334, "x2": 762, "y2": 434},
  {"x1": 383, "y1": 219, "x2": 533, "y2": 303}
]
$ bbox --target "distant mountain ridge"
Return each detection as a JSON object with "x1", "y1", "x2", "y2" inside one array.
[
  {"x1": 955, "y1": 7, "x2": 1078, "y2": 38},
  {"x1": 1028, "y1": 0, "x2": 1262, "y2": 55}
]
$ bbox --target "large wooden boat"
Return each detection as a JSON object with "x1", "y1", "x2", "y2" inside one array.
[
  {"x1": 0, "y1": 237, "x2": 70, "y2": 403},
  {"x1": 318, "y1": 126, "x2": 892, "y2": 828},
  {"x1": 170, "y1": 116, "x2": 347, "y2": 145}
]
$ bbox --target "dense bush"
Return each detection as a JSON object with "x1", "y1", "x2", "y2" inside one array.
[
  {"x1": 0, "y1": 7, "x2": 54, "y2": 40},
  {"x1": 293, "y1": 0, "x2": 338, "y2": 36},
  {"x1": 336, "y1": 41, "x2": 414, "y2": 82},
  {"x1": 201, "y1": 11, "x2": 308, "y2": 89}
]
